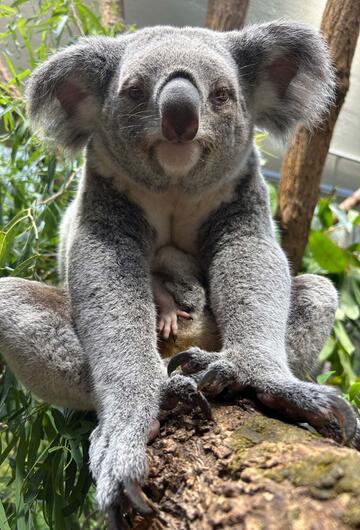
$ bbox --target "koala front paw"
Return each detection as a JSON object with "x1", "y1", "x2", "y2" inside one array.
[
  {"x1": 161, "y1": 372, "x2": 212, "y2": 419},
  {"x1": 168, "y1": 347, "x2": 358, "y2": 447},
  {"x1": 89, "y1": 423, "x2": 156, "y2": 529},
  {"x1": 168, "y1": 347, "x2": 239, "y2": 395}
]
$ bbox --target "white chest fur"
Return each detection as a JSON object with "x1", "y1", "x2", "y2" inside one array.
[{"x1": 122, "y1": 179, "x2": 237, "y2": 255}]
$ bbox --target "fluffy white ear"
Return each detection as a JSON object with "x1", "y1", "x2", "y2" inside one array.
[
  {"x1": 26, "y1": 36, "x2": 125, "y2": 150},
  {"x1": 226, "y1": 20, "x2": 335, "y2": 137}
]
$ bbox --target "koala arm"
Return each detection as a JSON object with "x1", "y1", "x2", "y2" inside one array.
[
  {"x1": 201, "y1": 169, "x2": 292, "y2": 379},
  {"x1": 169, "y1": 163, "x2": 356, "y2": 445},
  {"x1": 68, "y1": 173, "x2": 165, "y2": 517}
]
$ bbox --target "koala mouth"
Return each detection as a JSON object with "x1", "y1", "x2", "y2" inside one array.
[{"x1": 155, "y1": 140, "x2": 203, "y2": 178}]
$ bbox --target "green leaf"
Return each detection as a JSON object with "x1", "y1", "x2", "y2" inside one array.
[
  {"x1": 0, "y1": 498, "x2": 11, "y2": 530},
  {"x1": 319, "y1": 335, "x2": 336, "y2": 362},
  {"x1": 348, "y1": 382, "x2": 360, "y2": 401},
  {"x1": 15, "y1": 432, "x2": 27, "y2": 530},
  {"x1": 337, "y1": 347, "x2": 357, "y2": 383},
  {"x1": 0, "y1": 3, "x2": 16, "y2": 14},
  {"x1": 308, "y1": 231, "x2": 348, "y2": 273},
  {"x1": 339, "y1": 283, "x2": 360, "y2": 321},
  {"x1": 334, "y1": 321, "x2": 356, "y2": 355},
  {"x1": 317, "y1": 370, "x2": 336, "y2": 385}
]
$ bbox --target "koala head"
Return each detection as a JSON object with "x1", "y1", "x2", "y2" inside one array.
[{"x1": 26, "y1": 22, "x2": 334, "y2": 192}]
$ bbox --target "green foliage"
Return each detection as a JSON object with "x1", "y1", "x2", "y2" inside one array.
[
  {"x1": 268, "y1": 188, "x2": 360, "y2": 405},
  {"x1": 0, "y1": 3, "x2": 359, "y2": 528},
  {"x1": 0, "y1": 1, "x2": 125, "y2": 528},
  {"x1": 303, "y1": 196, "x2": 360, "y2": 406}
]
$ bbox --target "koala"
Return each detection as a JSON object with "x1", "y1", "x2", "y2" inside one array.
[{"x1": 0, "y1": 21, "x2": 358, "y2": 528}]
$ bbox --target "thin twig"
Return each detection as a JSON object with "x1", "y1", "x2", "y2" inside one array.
[
  {"x1": 339, "y1": 188, "x2": 360, "y2": 212},
  {"x1": 70, "y1": 1, "x2": 85, "y2": 36},
  {"x1": 40, "y1": 169, "x2": 79, "y2": 206}
]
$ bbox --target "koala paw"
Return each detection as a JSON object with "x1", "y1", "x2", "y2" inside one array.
[
  {"x1": 158, "y1": 307, "x2": 192, "y2": 340},
  {"x1": 89, "y1": 423, "x2": 156, "y2": 529},
  {"x1": 168, "y1": 348, "x2": 357, "y2": 446},
  {"x1": 161, "y1": 372, "x2": 212, "y2": 419},
  {"x1": 257, "y1": 383, "x2": 357, "y2": 445}
]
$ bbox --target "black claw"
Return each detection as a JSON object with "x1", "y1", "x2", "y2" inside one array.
[
  {"x1": 198, "y1": 368, "x2": 217, "y2": 392},
  {"x1": 123, "y1": 480, "x2": 155, "y2": 516},
  {"x1": 329, "y1": 395, "x2": 357, "y2": 444},
  {"x1": 193, "y1": 391, "x2": 213, "y2": 420},
  {"x1": 106, "y1": 504, "x2": 130, "y2": 530},
  {"x1": 351, "y1": 421, "x2": 360, "y2": 451},
  {"x1": 168, "y1": 350, "x2": 193, "y2": 375}
]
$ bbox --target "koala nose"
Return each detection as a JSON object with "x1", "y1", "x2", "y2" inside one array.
[{"x1": 159, "y1": 77, "x2": 200, "y2": 142}]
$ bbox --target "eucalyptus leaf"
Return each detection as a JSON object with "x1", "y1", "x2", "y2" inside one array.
[{"x1": 308, "y1": 232, "x2": 348, "y2": 273}]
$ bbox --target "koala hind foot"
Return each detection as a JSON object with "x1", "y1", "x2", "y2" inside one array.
[{"x1": 153, "y1": 273, "x2": 192, "y2": 340}]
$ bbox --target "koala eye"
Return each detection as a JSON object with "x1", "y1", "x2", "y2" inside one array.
[
  {"x1": 127, "y1": 85, "x2": 146, "y2": 102},
  {"x1": 211, "y1": 87, "x2": 231, "y2": 106}
]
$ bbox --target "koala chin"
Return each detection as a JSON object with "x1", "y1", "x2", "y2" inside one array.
[
  {"x1": 0, "y1": 20, "x2": 358, "y2": 527},
  {"x1": 155, "y1": 140, "x2": 202, "y2": 178}
]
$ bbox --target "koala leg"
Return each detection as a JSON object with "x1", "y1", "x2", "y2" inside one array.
[
  {"x1": 169, "y1": 273, "x2": 358, "y2": 445},
  {"x1": 0, "y1": 277, "x2": 94, "y2": 410},
  {"x1": 286, "y1": 274, "x2": 338, "y2": 380}
]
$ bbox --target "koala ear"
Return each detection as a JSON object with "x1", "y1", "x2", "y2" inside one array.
[
  {"x1": 25, "y1": 36, "x2": 124, "y2": 150},
  {"x1": 226, "y1": 21, "x2": 335, "y2": 137}
]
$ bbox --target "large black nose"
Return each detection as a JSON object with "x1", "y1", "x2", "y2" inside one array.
[{"x1": 159, "y1": 77, "x2": 200, "y2": 142}]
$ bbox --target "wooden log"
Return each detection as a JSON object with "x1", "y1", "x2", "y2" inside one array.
[{"x1": 132, "y1": 399, "x2": 360, "y2": 529}]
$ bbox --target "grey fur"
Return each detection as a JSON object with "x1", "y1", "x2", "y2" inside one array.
[{"x1": 1, "y1": 20, "x2": 356, "y2": 524}]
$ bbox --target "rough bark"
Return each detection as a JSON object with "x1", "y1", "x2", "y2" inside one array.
[
  {"x1": 132, "y1": 399, "x2": 360, "y2": 529},
  {"x1": 98, "y1": 0, "x2": 124, "y2": 29},
  {"x1": 206, "y1": 0, "x2": 249, "y2": 31},
  {"x1": 276, "y1": 0, "x2": 360, "y2": 274}
]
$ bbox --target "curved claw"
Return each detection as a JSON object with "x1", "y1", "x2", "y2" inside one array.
[
  {"x1": 350, "y1": 420, "x2": 360, "y2": 451},
  {"x1": 193, "y1": 391, "x2": 213, "y2": 420},
  {"x1": 198, "y1": 368, "x2": 217, "y2": 393},
  {"x1": 168, "y1": 350, "x2": 193, "y2": 375},
  {"x1": 258, "y1": 390, "x2": 357, "y2": 446},
  {"x1": 123, "y1": 480, "x2": 156, "y2": 516},
  {"x1": 106, "y1": 503, "x2": 130, "y2": 530},
  {"x1": 326, "y1": 395, "x2": 357, "y2": 445}
]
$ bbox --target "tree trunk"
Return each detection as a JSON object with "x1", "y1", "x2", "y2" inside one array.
[
  {"x1": 206, "y1": 0, "x2": 249, "y2": 31},
  {"x1": 132, "y1": 399, "x2": 360, "y2": 529},
  {"x1": 276, "y1": 0, "x2": 360, "y2": 274},
  {"x1": 98, "y1": 0, "x2": 124, "y2": 29}
]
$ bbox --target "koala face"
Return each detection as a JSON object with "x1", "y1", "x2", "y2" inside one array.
[
  {"x1": 99, "y1": 28, "x2": 251, "y2": 191},
  {"x1": 26, "y1": 22, "x2": 334, "y2": 192}
]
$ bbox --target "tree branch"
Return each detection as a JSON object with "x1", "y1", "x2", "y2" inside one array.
[
  {"x1": 206, "y1": 0, "x2": 249, "y2": 31},
  {"x1": 340, "y1": 188, "x2": 360, "y2": 212},
  {"x1": 275, "y1": 0, "x2": 360, "y2": 273},
  {"x1": 98, "y1": 0, "x2": 124, "y2": 29}
]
